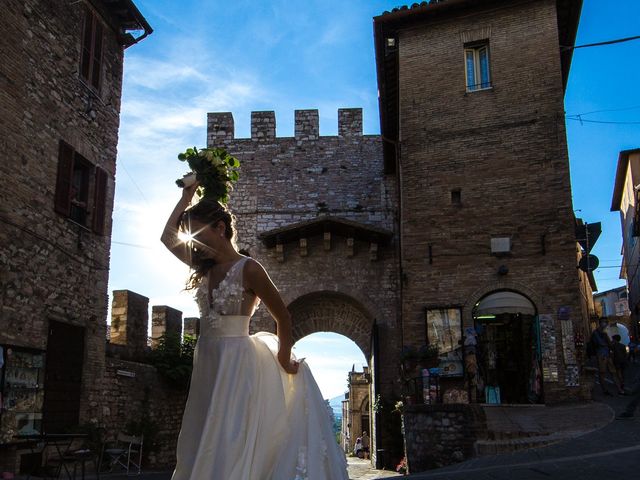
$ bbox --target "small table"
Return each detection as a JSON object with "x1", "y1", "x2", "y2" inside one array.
[{"x1": 13, "y1": 433, "x2": 90, "y2": 480}]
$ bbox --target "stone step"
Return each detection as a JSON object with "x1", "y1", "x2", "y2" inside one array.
[{"x1": 474, "y1": 433, "x2": 568, "y2": 456}]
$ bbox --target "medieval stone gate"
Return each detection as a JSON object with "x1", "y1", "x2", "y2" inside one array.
[
  {"x1": 211, "y1": 108, "x2": 402, "y2": 465},
  {"x1": 289, "y1": 291, "x2": 373, "y2": 359}
]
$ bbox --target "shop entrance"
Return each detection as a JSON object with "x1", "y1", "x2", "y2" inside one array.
[{"x1": 473, "y1": 291, "x2": 542, "y2": 404}]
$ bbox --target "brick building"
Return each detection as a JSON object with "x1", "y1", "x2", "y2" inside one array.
[
  {"x1": 374, "y1": 0, "x2": 587, "y2": 404},
  {"x1": 209, "y1": 0, "x2": 588, "y2": 468},
  {"x1": 341, "y1": 368, "x2": 371, "y2": 454},
  {"x1": 0, "y1": 0, "x2": 151, "y2": 469},
  {"x1": 208, "y1": 108, "x2": 401, "y2": 463},
  {"x1": 611, "y1": 148, "x2": 640, "y2": 338}
]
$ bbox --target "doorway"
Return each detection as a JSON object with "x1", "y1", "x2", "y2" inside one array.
[
  {"x1": 42, "y1": 321, "x2": 85, "y2": 432},
  {"x1": 473, "y1": 291, "x2": 542, "y2": 404}
]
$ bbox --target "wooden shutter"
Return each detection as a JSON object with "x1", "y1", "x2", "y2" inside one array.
[
  {"x1": 80, "y1": 8, "x2": 94, "y2": 81},
  {"x1": 54, "y1": 141, "x2": 74, "y2": 216},
  {"x1": 80, "y1": 7, "x2": 103, "y2": 90},
  {"x1": 91, "y1": 21, "x2": 103, "y2": 89},
  {"x1": 92, "y1": 167, "x2": 108, "y2": 235}
]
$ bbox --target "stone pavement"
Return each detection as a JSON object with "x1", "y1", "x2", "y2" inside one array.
[
  {"x1": 69, "y1": 455, "x2": 398, "y2": 480},
  {"x1": 346, "y1": 456, "x2": 401, "y2": 479}
]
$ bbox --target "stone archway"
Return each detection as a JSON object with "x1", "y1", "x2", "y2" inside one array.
[
  {"x1": 288, "y1": 290, "x2": 374, "y2": 361},
  {"x1": 463, "y1": 280, "x2": 543, "y2": 326}
]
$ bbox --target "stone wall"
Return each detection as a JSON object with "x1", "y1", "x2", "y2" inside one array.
[
  {"x1": 100, "y1": 356, "x2": 187, "y2": 469},
  {"x1": 100, "y1": 289, "x2": 192, "y2": 469},
  {"x1": 402, "y1": 404, "x2": 487, "y2": 472},
  {"x1": 0, "y1": 0, "x2": 131, "y2": 435},
  {"x1": 207, "y1": 108, "x2": 402, "y2": 463},
  {"x1": 394, "y1": 0, "x2": 586, "y2": 402}
]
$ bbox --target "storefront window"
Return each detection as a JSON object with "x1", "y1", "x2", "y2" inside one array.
[
  {"x1": 426, "y1": 308, "x2": 461, "y2": 353},
  {"x1": 0, "y1": 346, "x2": 46, "y2": 443},
  {"x1": 425, "y1": 308, "x2": 463, "y2": 377}
]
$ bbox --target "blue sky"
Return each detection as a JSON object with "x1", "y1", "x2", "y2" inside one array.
[{"x1": 109, "y1": 0, "x2": 640, "y2": 398}]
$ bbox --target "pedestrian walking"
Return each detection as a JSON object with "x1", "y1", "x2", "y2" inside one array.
[
  {"x1": 590, "y1": 319, "x2": 624, "y2": 395},
  {"x1": 612, "y1": 334, "x2": 629, "y2": 389}
]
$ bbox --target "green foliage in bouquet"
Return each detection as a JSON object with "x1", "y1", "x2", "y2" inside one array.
[{"x1": 177, "y1": 147, "x2": 240, "y2": 204}]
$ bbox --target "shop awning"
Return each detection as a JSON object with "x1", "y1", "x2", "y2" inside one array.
[{"x1": 475, "y1": 291, "x2": 536, "y2": 316}]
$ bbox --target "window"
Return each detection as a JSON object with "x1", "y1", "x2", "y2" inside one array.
[
  {"x1": 425, "y1": 308, "x2": 462, "y2": 355},
  {"x1": 451, "y1": 189, "x2": 461, "y2": 205},
  {"x1": 55, "y1": 141, "x2": 108, "y2": 235},
  {"x1": 80, "y1": 7, "x2": 104, "y2": 90},
  {"x1": 425, "y1": 308, "x2": 463, "y2": 377},
  {"x1": 464, "y1": 43, "x2": 491, "y2": 91}
]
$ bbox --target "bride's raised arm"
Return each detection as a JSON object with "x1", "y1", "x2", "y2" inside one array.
[
  {"x1": 244, "y1": 260, "x2": 299, "y2": 375},
  {"x1": 160, "y1": 183, "x2": 199, "y2": 267}
]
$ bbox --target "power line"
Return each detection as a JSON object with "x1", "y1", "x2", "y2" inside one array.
[
  {"x1": 0, "y1": 214, "x2": 108, "y2": 270},
  {"x1": 566, "y1": 117, "x2": 640, "y2": 125},
  {"x1": 567, "y1": 105, "x2": 640, "y2": 117},
  {"x1": 562, "y1": 34, "x2": 640, "y2": 51},
  {"x1": 112, "y1": 240, "x2": 153, "y2": 250},
  {"x1": 119, "y1": 160, "x2": 150, "y2": 205}
]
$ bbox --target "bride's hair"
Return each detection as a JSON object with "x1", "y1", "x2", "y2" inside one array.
[{"x1": 178, "y1": 198, "x2": 237, "y2": 290}]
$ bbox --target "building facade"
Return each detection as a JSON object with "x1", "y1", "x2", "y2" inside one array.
[
  {"x1": 611, "y1": 148, "x2": 640, "y2": 339},
  {"x1": 208, "y1": 109, "x2": 401, "y2": 463},
  {"x1": 205, "y1": 0, "x2": 589, "y2": 467},
  {"x1": 0, "y1": 0, "x2": 150, "y2": 469},
  {"x1": 594, "y1": 287, "x2": 630, "y2": 319},
  {"x1": 374, "y1": 0, "x2": 587, "y2": 405},
  {"x1": 340, "y1": 368, "x2": 371, "y2": 454}
]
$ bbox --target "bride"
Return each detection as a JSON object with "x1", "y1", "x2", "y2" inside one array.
[{"x1": 161, "y1": 180, "x2": 349, "y2": 480}]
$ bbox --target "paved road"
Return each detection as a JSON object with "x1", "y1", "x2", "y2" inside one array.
[
  {"x1": 346, "y1": 456, "x2": 401, "y2": 479},
  {"x1": 69, "y1": 455, "x2": 397, "y2": 480}
]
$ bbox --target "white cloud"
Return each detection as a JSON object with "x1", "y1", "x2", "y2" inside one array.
[
  {"x1": 124, "y1": 56, "x2": 209, "y2": 90},
  {"x1": 294, "y1": 333, "x2": 367, "y2": 399}
]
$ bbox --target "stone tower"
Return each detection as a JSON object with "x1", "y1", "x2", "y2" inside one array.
[
  {"x1": 374, "y1": 0, "x2": 586, "y2": 404},
  {"x1": 0, "y1": 0, "x2": 151, "y2": 459},
  {"x1": 207, "y1": 109, "x2": 401, "y2": 464}
]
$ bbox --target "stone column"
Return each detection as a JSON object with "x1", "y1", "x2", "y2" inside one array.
[
  {"x1": 110, "y1": 290, "x2": 149, "y2": 357},
  {"x1": 150, "y1": 305, "x2": 182, "y2": 348},
  {"x1": 183, "y1": 317, "x2": 200, "y2": 338}
]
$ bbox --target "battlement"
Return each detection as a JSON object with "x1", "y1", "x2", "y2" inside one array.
[{"x1": 207, "y1": 108, "x2": 364, "y2": 143}]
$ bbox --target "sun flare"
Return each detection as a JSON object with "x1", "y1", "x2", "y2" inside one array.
[{"x1": 178, "y1": 231, "x2": 194, "y2": 243}]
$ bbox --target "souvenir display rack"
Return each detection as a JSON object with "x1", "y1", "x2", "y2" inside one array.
[{"x1": 0, "y1": 346, "x2": 46, "y2": 444}]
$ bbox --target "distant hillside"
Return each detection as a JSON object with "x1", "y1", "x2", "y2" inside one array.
[{"x1": 328, "y1": 393, "x2": 346, "y2": 418}]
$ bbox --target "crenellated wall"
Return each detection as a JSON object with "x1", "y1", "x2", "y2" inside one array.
[
  {"x1": 206, "y1": 108, "x2": 403, "y2": 468},
  {"x1": 100, "y1": 291, "x2": 193, "y2": 469}
]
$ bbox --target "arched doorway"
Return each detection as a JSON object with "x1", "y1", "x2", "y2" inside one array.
[
  {"x1": 472, "y1": 290, "x2": 542, "y2": 404},
  {"x1": 288, "y1": 291, "x2": 375, "y2": 455},
  {"x1": 288, "y1": 291, "x2": 373, "y2": 359}
]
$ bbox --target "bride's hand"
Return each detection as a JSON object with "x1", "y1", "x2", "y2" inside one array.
[
  {"x1": 181, "y1": 180, "x2": 200, "y2": 202},
  {"x1": 278, "y1": 353, "x2": 300, "y2": 374}
]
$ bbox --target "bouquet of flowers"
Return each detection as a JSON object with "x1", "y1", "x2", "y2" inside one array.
[{"x1": 176, "y1": 147, "x2": 240, "y2": 204}]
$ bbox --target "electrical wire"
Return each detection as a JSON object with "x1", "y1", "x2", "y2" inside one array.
[
  {"x1": 111, "y1": 240, "x2": 153, "y2": 250},
  {"x1": 119, "y1": 160, "x2": 150, "y2": 205},
  {"x1": 566, "y1": 117, "x2": 640, "y2": 125},
  {"x1": 561, "y1": 34, "x2": 640, "y2": 50},
  {"x1": 0, "y1": 214, "x2": 109, "y2": 271},
  {"x1": 567, "y1": 105, "x2": 640, "y2": 117}
]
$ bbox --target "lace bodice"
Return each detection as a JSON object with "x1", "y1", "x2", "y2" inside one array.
[{"x1": 194, "y1": 257, "x2": 258, "y2": 335}]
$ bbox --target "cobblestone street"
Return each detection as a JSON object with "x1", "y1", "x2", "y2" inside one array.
[
  {"x1": 347, "y1": 456, "x2": 401, "y2": 479},
  {"x1": 65, "y1": 456, "x2": 400, "y2": 480}
]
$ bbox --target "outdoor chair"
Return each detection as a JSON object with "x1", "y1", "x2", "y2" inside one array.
[
  {"x1": 20, "y1": 433, "x2": 99, "y2": 480},
  {"x1": 99, "y1": 432, "x2": 143, "y2": 476}
]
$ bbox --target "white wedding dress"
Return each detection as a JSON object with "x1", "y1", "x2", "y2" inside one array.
[{"x1": 171, "y1": 256, "x2": 349, "y2": 480}]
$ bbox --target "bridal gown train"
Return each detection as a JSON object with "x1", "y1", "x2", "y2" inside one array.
[{"x1": 171, "y1": 256, "x2": 349, "y2": 480}]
